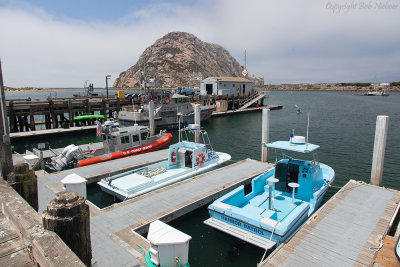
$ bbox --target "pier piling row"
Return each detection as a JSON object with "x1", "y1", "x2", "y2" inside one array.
[{"x1": 5, "y1": 92, "x2": 267, "y2": 132}]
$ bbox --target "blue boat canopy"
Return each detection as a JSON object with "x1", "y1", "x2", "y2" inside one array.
[{"x1": 265, "y1": 141, "x2": 320, "y2": 154}]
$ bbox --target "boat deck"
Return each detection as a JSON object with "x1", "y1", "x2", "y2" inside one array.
[
  {"x1": 261, "y1": 180, "x2": 400, "y2": 266},
  {"x1": 36, "y1": 150, "x2": 273, "y2": 266},
  {"x1": 12, "y1": 141, "x2": 104, "y2": 164}
]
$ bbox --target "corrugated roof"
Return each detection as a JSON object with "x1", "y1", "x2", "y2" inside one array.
[{"x1": 211, "y1": 77, "x2": 251, "y2": 83}]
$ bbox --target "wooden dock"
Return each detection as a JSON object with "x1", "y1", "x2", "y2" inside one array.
[
  {"x1": 0, "y1": 211, "x2": 34, "y2": 266},
  {"x1": 261, "y1": 180, "x2": 400, "y2": 266},
  {"x1": 36, "y1": 151, "x2": 273, "y2": 266},
  {"x1": 211, "y1": 105, "x2": 282, "y2": 117},
  {"x1": 9, "y1": 105, "x2": 282, "y2": 141},
  {"x1": 6, "y1": 93, "x2": 267, "y2": 133}
]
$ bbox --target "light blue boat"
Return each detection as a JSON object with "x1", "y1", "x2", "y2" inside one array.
[
  {"x1": 205, "y1": 134, "x2": 335, "y2": 250},
  {"x1": 98, "y1": 125, "x2": 231, "y2": 200}
]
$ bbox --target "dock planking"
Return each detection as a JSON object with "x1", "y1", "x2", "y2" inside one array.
[
  {"x1": 36, "y1": 151, "x2": 273, "y2": 266},
  {"x1": 261, "y1": 180, "x2": 400, "y2": 267},
  {"x1": 0, "y1": 211, "x2": 34, "y2": 266}
]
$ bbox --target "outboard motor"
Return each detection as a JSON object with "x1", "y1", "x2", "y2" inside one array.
[{"x1": 46, "y1": 144, "x2": 85, "y2": 171}]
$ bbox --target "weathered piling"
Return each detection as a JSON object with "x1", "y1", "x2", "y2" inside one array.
[
  {"x1": 7, "y1": 162, "x2": 38, "y2": 211},
  {"x1": 194, "y1": 104, "x2": 201, "y2": 143},
  {"x1": 0, "y1": 59, "x2": 13, "y2": 179},
  {"x1": 370, "y1": 115, "x2": 389, "y2": 186},
  {"x1": 42, "y1": 191, "x2": 92, "y2": 266},
  {"x1": 261, "y1": 108, "x2": 270, "y2": 162},
  {"x1": 149, "y1": 100, "x2": 155, "y2": 136}
]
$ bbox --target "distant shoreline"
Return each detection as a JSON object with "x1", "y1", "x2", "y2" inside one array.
[{"x1": 5, "y1": 85, "x2": 400, "y2": 92}]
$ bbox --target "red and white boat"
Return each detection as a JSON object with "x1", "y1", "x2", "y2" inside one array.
[{"x1": 46, "y1": 121, "x2": 172, "y2": 171}]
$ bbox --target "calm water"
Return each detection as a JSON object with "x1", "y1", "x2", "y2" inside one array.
[{"x1": 9, "y1": 90, "x2": 400, "y2": 266}]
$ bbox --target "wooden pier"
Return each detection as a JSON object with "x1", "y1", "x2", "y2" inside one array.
[
  {"x1": 5, "y1": 92, "x2": 268, "y2": 133},
  {"x1": 35, "y1": 150, "x2": 273, "y2": 266},
  {"x1": 9, "y1": 105, "x2": 282, "y2": 141},
  {"x1": 0, "y1": 211, "x2": 34, "y2": 266},
  {"x1": 261, "y1": 180, "x2": 400, "y2": 266}
]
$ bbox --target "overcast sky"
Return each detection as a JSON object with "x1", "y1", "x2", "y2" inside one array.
[{"x1": 0, "y1": 0, "x2": 399, "y2": 87}]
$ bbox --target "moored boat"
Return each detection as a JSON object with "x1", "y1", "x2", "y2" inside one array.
[
  {"x1": 118, "y1": 93, "x2": 215, "y2": 130},
  {"x1": 46, "y1": 121, "x2": 172, "y2": 171},
  {"x1": 98, "y1": 124, "x2": 231, "y2": 200},
  {"x1": 205, "y1": 133, "x2": 335, "y2": 250}
]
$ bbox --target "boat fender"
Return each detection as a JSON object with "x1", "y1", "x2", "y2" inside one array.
[
  {"x1": 164, "y1": 96, "x2": 170, "y2": 104},
  {"x1": 197, "y1": 153, "x2": 205, "y2": 166},
  {"x1": 172, "y1": 152, "x2": 176, "y2": 163}
]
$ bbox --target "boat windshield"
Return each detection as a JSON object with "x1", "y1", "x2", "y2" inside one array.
[{"x1": 273, "y1": 149, "x2": 320, "y2": 173}]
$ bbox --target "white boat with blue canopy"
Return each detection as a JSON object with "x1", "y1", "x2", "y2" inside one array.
[
  {"x1": 205, "y1": 133, "x2": 335, "y2": 250},
  {"x1": 98, "y1": 124, "x2": 231, "y2": 200}
]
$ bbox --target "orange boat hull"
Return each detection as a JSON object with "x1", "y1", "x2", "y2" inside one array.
[{"x1": 78, "y1": 133, "x2": 173, "y2": 167}]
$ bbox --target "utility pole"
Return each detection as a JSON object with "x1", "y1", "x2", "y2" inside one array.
[
  {"x1": 244, "y1": 50, "x2": 247, "y2": 69},
  {"x1": 106, "y1": 75, "x2": 111, "y2": 99},
  {"x1": 0, "y1": 59, "x2": 14, "y2": 179}
]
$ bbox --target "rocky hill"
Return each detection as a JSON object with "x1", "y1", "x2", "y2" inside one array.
[{"x1": 114, "y1": 32, "x2": 263, "y2": 88}]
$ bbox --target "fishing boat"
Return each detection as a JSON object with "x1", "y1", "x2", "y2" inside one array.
[
  {"x1": 46, "y1": 121, "x2": 172, "y2": 171},
  {"x1": 98, "y1": 124, "x2": 231, "y2": 200},
  {"x1": 118, "y1": 93, "x2": 215, "y2": 130},
  {"x1": 204, "y1": 133, "x2": 335, "y2": 250},
  {"x1": 364, "y1": 89, "x2": 390, "y2": 96}
]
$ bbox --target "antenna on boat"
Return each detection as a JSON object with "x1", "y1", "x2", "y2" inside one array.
[{"x1": 306, "y1": 112, "x2": 310, "y2": 149}]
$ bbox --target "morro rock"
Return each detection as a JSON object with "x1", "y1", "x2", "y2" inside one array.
[{"x1": 114, "y1": 32, "x2": 263, "y2": 88}]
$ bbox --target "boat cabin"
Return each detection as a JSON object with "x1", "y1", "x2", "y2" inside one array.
[
  {"x1": 167, "y1": 141, "x2": 208, "y2": 169},
  {"x1": 102, "y1": 122, "x2": 149, "y2": 153},
  {"x1": 265, "y1": 136, "x2": 321, "y2": 202},
  {"x1": 170, "y1": 93, "x2": 190, "y2": 104}
]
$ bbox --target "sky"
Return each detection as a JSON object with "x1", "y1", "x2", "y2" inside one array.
[{"x1": 0, "y1": 0, "x2": 399, "y2": 87}]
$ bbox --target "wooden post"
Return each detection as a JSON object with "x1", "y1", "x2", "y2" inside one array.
[
  {"x1": 42, "y1": 191, "x2": 92, "y2": 266},
  {"x1": 49, "y1": 100, "x2": 56, "y2": 128},
  {"x1": 29, "y1": 108, "x2": 35, "y2": 131},
  {"x1": 370, "y1": 115, "x2": 389, "y2": 186},
  {"x1": 9, "y1": 100, "x2": 17, "y2": 132},
  {"x1": 261, "y1": 108, "x2": 270, "y2": 162},
  {"x1": 17, "y1": 115, "x2": 23, "y2": 132},
  {"x1": 149, "y1": 100, "x2": 155, "y2": 136},
  {"x1": 0, "y1": 59, "x2": 14, "y2": 179},
  {"x1": 7, "y1": 163, "x2": 38, "y2": 211},
  {"x1": 68, "y1": 100, "x2": 73, "y2": 126},
  {"x1": 194, "y1": 104, "x2": 201, "y2": 143},
  {"x1": 101, "y1": 98, "x2": 107, "y2": 119}
]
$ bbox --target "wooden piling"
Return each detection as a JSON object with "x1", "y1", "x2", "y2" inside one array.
[
  {"x1": 49, "y1": 100, "x2": 57, "y2": 129},
  {"x1": 29, "y1": 108, "x2": 35, "y2": 131},
  {"x1": 194, "y1": 104, "x2": 201, "y2": 143},
  {"x1": 261, "y1": 109, "x2": 270, "y2": 162},
  {"x1": 0, "y1": 59, "x2": 14, "y2": 179},
  {"x1": 68, "y1": 100, "x2": 73, "y2": 126},
  {"x1": 7, "y1": 162, "x2": 38, "y2": 211},
  {"x1": 42, "y1": 191, "x2": 92, "y2": 266},
  {"x1": 370, "y1": 115, "x2": 389, "y2": 186},
  {"x1": 149, "y1": 100, "x2": 155, "y2": 136},
  {"x1": 9, "y1": 100, "x2": 17, "y2": 132},
  {"x1": 101, "y1": 99, "x2": 107, "y2": 119}
]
